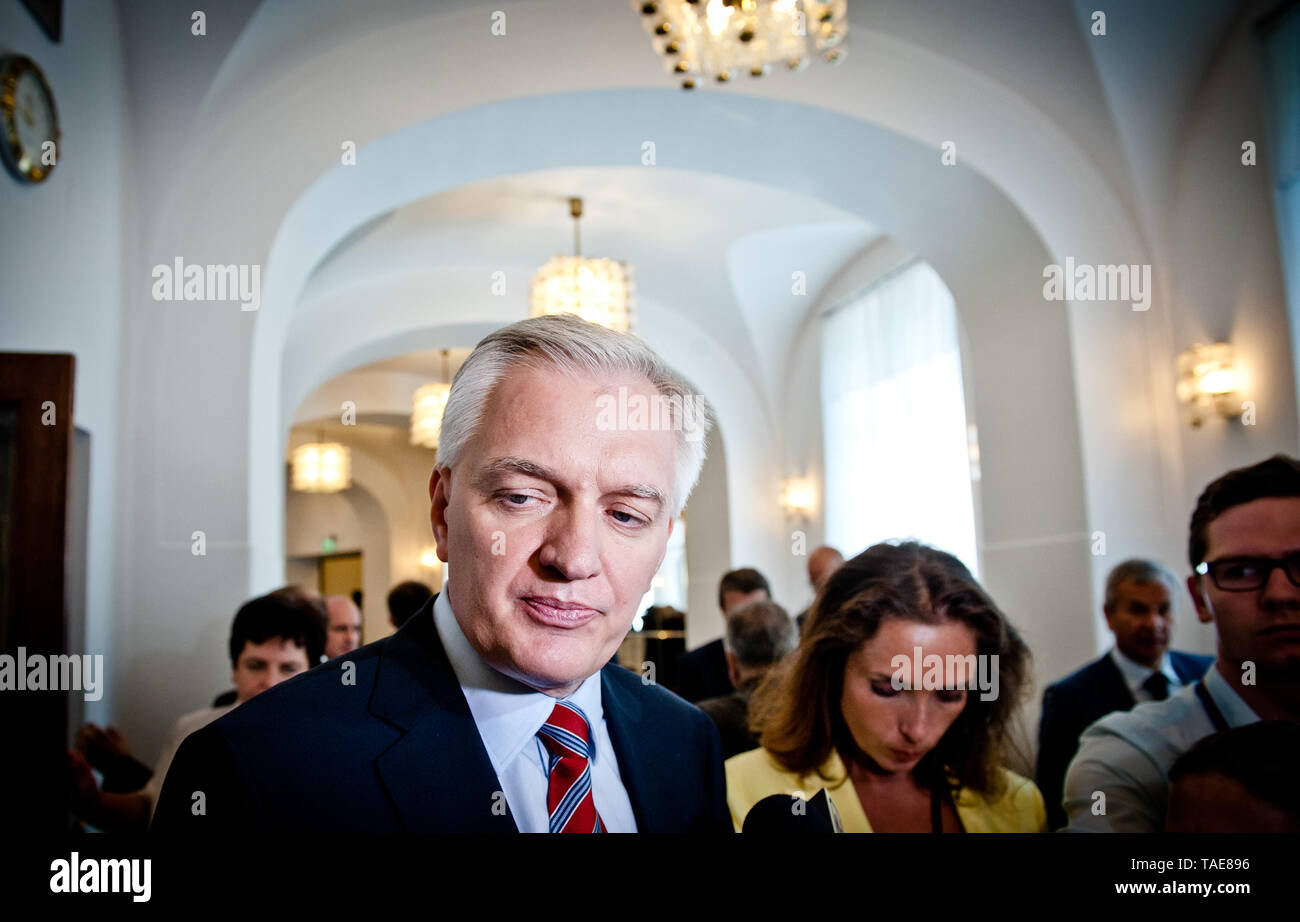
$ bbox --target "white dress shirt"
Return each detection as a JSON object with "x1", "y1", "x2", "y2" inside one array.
[
  {"x1": 1108, "y1": 647, "x2": 1183, "y2": 703},
  {"x1": 1062, "y1": 664, "x2": 1259, "y2": 832},
  {"x1": 432, "y1": 587, "x2": 638, "y2": 832}
]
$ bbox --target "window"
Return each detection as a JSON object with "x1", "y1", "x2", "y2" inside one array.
[{"x1": 820, "y1": 260, "x2": 979, "y2": 574}]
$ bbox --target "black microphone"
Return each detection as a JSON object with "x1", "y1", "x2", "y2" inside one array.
[{"x1": 741, "y1": 789, "x2": 842, "y2": 833}]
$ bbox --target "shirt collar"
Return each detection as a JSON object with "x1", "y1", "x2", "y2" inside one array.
[
  {"x1": 432, "y1": 586, "x2": 606, "y2": 768},
  {"x1": 1109, "y1": 646, "x2": 1178, "y2": 691},
  {"x1": 1202, "y1": 662, "x2": 1261, "y2": 728}
]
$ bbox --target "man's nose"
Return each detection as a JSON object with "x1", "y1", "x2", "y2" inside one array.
[{"x1": 538, "y1": 507, "x2": 602, "y2": 581}]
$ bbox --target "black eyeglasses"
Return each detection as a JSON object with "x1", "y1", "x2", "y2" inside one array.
[{"x1": 1195, "y1": 553, "x2": 1300, "y2": 591}]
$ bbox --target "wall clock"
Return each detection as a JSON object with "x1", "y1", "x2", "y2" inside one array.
[{"x1": 0, "y1": 54, "x2": 60, "y2": 184}]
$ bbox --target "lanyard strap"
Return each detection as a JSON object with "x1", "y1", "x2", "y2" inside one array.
[{"x1": 1194, "y1": 679, "x2": 1230, "y2": 733}]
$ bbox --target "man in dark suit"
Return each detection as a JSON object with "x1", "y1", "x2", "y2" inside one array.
[
  {"x1": 154, "y1": 315, "x2": 730, "y2": 833},
  {"x1": 674, "y1": 568, "x2": 771, "y2": 703},
  {"x1": 697, "y1": 599, "x2": 797, "y2": 759},
  {"x1": 1037, "y1": 559, "x2": 1212, "y2": 829}
]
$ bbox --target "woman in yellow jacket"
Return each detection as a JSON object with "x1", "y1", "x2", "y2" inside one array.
[{"x1": 726, "y1": 541, "x2": 1047, "y2": 833}]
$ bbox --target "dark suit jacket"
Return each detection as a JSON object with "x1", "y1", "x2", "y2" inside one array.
[
  {"x1": 674, "y1": 638, "x2": 732, "y2": 703},
  {"x1": 153, "y1": 600, "x2": 731, "y2": 833},
  {"x1": 1036, "y1": 649, "x2": 1212, "y2": 829},
  {"x1": 697, "y1": 678, "x2": 761, "y2": 761}
]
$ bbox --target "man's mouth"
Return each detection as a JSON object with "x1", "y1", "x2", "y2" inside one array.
[
  {"x1": 1260, "y1": 623, "x2": 1300, "y2": 638},
  {"x1": 520, "y1": 596, "x2": 601, "y2": 628}
]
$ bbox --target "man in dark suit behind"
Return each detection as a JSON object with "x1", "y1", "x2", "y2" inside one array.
[
  {"x1": 674, "y1": 568, "x2": 771, "y2": 703},
  {"x1": 1037, "y1": 559, "x2": 1213, "y2": 829},
  {"x1": 697, "y1": 599, "x2": 797, "y2": 759},
  {"x1": 154, "y1": 315, "x2": 731, "y2": 834}
]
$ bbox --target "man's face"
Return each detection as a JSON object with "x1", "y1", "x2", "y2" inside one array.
[
  {"x1": 721, "y1": 587, "x2": 768, "y2": 615},
  {"x1": 231, "y1": 638, "x2": 311, "y2": 703},
  {"x1": 324, "y1": 597, "x2": 362, "y2": 659},
  {"x1": 1188, "y1": 497, "x2": 1300, "y2": 676},
  {"x1": 1104, "y1": 579, "x2": 1172, "y2": 668},
  {"x1": 430, "y1": 364, "x2": 677, "y2": 697}
]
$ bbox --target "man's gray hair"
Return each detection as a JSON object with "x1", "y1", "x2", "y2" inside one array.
[
  {"x1": 1103, "y1": 558, "x2": 1178, "y2": 612},
  {"x1": 437, "y1": 314, "x2": 711, "y2": 517},
  {"x1": 723, "y1": 600, "x2": 798, "y2": 669}
]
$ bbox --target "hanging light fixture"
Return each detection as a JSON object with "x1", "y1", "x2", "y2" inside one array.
[
  {"x1": 411, "y1": 349, "x2": 452, "y2": 450},
  {"x1": 291, "y1": 432, "x2": 351, "y2": 493},
  {"x1": 633, "y1": 0, "x2": 849, "y2": 89},
  {"x1": 530, "y1": 197, "x2": 635, "y2": 333}
]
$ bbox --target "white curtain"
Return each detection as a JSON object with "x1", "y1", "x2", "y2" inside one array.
[{"x1": 820, "y1": 261, "x2": 979, "y2": 574}]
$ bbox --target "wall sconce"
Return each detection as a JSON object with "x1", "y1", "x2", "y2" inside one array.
[
  {"x1": 420, "y1": 547, "x2": 442, "y2": 569},
  {"x1": 1176, "y1": 343, "x2": 1241, "y2": 428},
  {"x1": 780, "y1": 478, "x2": 816, "y2": 517}
]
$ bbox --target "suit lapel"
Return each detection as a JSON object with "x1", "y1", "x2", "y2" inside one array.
[
  {"x1": 1096, "y1": 654, "x2": 1137, "y2": 710},
  {"x1": 369, "y1": 602, "x2": 518, "y2": 833},
  {"x1": 600, "y1": 668, "x2": 666, "y2": 833}
]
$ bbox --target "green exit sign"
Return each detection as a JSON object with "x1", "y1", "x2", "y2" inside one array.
[{"x1": 321, "y1": 535, "x2": 338, "y2": 554}]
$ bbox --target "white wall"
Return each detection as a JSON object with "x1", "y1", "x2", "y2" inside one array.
[
  {"x1": 0, "y1": 0, "x2": 127, "y2": 726},
  {"x1": 682, "y1": 426, "x2": 732, "y2": 649}
]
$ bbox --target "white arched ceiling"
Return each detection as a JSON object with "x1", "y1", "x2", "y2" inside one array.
[
  {"x1": 130, "y1": 0, "x2": 1164, "y2": 695},
  {"x1": 242, "y1": 87, "x2": 1095, "y2": 655}
]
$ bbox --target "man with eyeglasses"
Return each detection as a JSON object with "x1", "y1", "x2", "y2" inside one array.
[{"x1": 1063, "y1": 454, "x2": 1300, "y2": 832}]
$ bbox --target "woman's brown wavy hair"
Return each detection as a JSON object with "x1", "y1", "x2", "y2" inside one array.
[{"x1": 748, "y1": 541, "x2": 1029, "y2": 798}]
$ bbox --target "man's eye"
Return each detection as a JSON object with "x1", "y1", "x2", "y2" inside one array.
[
  {"x1": 609, "y1": 509, "x2": 646, "y2": 527},
  {"x1": 1222, "y1": 561, "x2": 1257, "y2": 579},
  {"x1": 871, "y1": 682, "x2": 900, "y2": 698}
]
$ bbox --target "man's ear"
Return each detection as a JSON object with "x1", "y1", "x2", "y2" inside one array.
[
  {"x1": 725, "y1": 649, "x2": 741, "y2": 690},
  {"x1": 1187, "y1": 574, "x2": 1214, "y2": 624},
  {"x1": 430, "y1": 466, "x2": 451, "y2": 563}
]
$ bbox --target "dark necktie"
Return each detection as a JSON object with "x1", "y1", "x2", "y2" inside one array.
[
  {"x1": 537, "y1": 700, "x2": 605, "y2": 833},
  {"x1": 1142, "y1": 672, "x2": 1170, "y2": 701}
]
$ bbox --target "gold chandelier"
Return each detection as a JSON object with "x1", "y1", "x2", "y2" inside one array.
[
  {"x1": 291, "y1": 438, "x2": 351, "y2": 493},
  {"x1": 411, "y1": 350, "x2": 452, "y2": 450},
  {"x1": 634, "y1": 0, "x2": 849, "y2": 89},
  {"x1": 530, "y1": 197, "x2": 634, "y2": 333}
]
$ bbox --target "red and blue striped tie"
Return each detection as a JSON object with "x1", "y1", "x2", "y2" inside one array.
[{"x1": 537, "y1": 701, "x2": 605, "y2": 833}]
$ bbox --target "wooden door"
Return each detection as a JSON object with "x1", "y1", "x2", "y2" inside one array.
[{"x1": 0, "y1": 352, "x2": 75, "y2": 832}]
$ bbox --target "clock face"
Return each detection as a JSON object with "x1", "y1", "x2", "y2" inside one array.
[{"x1": 1, "y1": 55, "x2": 60, "y2": 183}]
